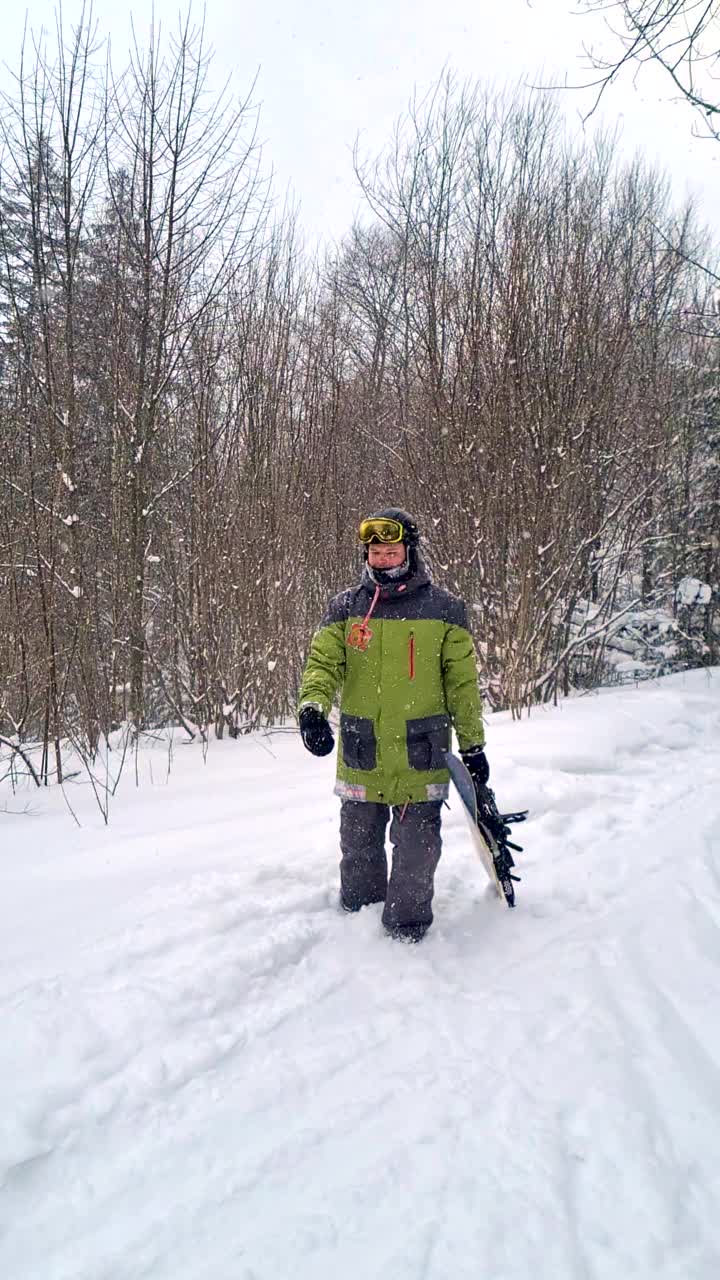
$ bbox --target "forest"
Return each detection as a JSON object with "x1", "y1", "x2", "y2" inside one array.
[{"x1": 1, "y1": 11, "x2": 718, "y2": 781}]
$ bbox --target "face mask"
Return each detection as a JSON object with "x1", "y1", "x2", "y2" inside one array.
[{"x1": 368, "y1": 560, "x2": 409, "y2": 584}]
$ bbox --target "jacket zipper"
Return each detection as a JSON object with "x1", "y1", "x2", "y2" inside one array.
[{"x1": 408, "y1": 632, "x2": 415, "y2": 680}]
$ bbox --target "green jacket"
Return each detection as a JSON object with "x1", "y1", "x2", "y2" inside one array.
[{"x1": 298, "y1": 557, "x2": 484, "y2": 805}]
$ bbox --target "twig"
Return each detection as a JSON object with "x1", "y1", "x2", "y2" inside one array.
[{"x1": 0, "y1": 735, "x2": 42, "y2": 787}]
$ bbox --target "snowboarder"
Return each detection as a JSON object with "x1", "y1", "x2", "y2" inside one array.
[{"x1": 298, "y1": 508, "x2": 491, "y2": 941}]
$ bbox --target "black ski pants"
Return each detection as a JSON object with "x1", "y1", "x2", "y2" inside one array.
[{"x1": 339, "y1": 799, "x2": 443, "y2": 931}]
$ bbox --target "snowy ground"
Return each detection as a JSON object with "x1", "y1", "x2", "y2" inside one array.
[{"x1": 2, "y1": 669, "x2": 720, "y2": 1280}]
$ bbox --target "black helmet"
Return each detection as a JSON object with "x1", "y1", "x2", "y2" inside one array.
[
  {"x1": 360, "y1": 507, "x2": 421, "y2": 582},
  {"x1": 365, "y1": 507, "x2": 420, "y2": 547}
]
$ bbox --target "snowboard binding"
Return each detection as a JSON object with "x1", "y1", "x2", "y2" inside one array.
[
  {"x1": 475, "y1": 783, "x2": 528, "y2": 907},
  {"x1": 444, "y1": 751, "x2": 529, "y2": 910}
]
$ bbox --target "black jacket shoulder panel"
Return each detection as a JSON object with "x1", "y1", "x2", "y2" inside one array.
[
  {"x1": 320, "y1": 580, "x2": 468, "y2": 627},
  {"x1": 416, "y1": 584, "x2": 468, "y2": 627},
  {"x1": 430, "y1": 586, "x2": 468, "y2": 629},
  {"x1": 370, "y1": 581, "x2": 469, "y2": 625},
  {"x1": 320, "y1": 588, "x2": 357, "y2": 627}
]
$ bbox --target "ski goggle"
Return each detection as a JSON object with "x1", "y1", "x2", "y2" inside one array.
[{"x1": 358, "y1": 517, "x2": 405, "y2": 545}]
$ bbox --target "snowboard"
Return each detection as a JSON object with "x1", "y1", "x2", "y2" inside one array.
[{"x1": 444, "y1": 750, "x2": 516, "y2": 908}]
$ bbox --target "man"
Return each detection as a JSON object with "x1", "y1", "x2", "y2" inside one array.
[{"x1": 297, "y1": 508, "x2": 491, "y2": 942}]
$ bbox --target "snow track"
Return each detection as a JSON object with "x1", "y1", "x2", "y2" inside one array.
[{"x1": 2, "y1": 670, "x2": 720, "y2": 1279}]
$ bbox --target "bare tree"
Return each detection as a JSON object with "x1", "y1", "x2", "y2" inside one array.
[
  {"x1": 351, "y1": 79, "x2": 705, "y2": 709},
  {"x1": 104, "y1": 10, "x2": 267, "y2": 730},
  {"x1": 0, "y1": 3, "x2": 104, "y2": 778},
  {"x1": 576, "y1": 1, "x2": 720, "y2": 133}
]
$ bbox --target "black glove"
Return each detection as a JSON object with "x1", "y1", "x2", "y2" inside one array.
[
  {"x1": 461, "y1": 744, "x2": 490, "y2": 787},
  {"x1": 299, "y1": 705, "x2": 334, "y2": 757}
]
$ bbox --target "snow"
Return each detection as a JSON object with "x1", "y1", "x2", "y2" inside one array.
[
  {"x1": 676, "y1": 576, "x2": 712, "y2": 607},
  {"x1": 2, "y1": 669, "x2": 720, "y2": 1279},
  {"x1": 562, "y1": 598, "x2": 697, "y2": 681}
]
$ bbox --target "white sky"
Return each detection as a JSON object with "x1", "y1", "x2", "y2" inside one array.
[{"x1": 2, "y1": 0, "x2": 718, "y2": 244}]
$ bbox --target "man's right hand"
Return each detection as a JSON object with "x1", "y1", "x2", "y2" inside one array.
[
  {"x1": 299, "y1": 705, "x2": 335, "y2": 757},
  {"x1": 461, "y1": 744, "x2": 490, "y2": 787}
]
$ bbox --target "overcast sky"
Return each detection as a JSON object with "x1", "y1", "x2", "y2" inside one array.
[{"x1": 2, "y1": 0, "x2": 718, "y2": 244}]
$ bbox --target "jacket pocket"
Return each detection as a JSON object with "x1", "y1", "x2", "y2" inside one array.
[
  {"x1": 406, "y1": 714, "x2": 450, "y2": 772},
  {"x1": 340, "y1": 713, "x2": 377, "y2": 771}
]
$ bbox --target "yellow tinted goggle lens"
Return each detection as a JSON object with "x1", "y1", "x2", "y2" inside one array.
[{"x1": 358, "y1": 518, "x2": 404, "y2": 544}]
